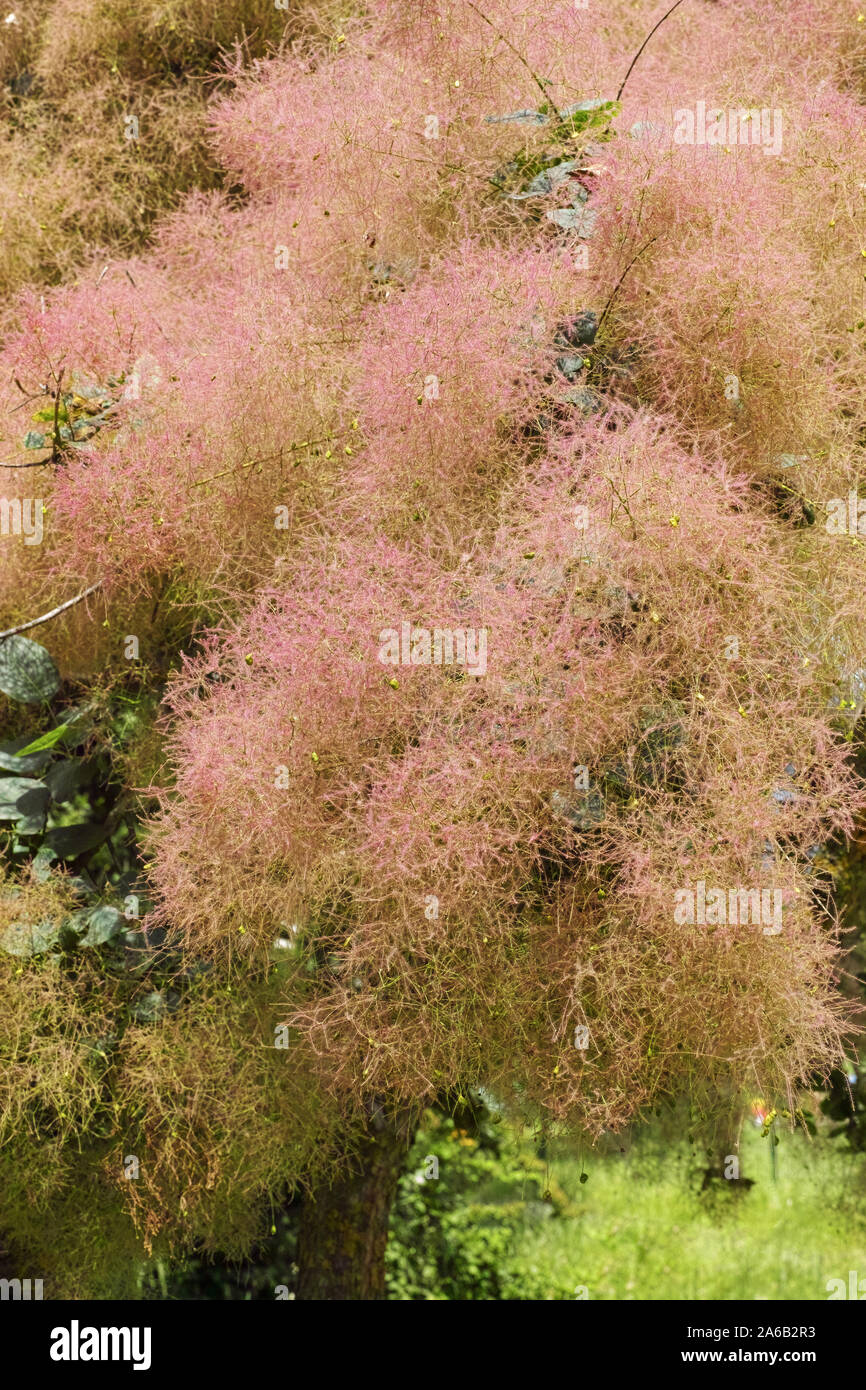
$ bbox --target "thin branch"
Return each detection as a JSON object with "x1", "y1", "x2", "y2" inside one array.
[
  {"x1": 0, "y1": 581, "x2": 104, "y2": 642},
  {"x1": 12, "y1": 378, "x2": 48, "y2": 410},
  {"x1": 192, "y1": 436, "x2": 336, "y2": 488},
  {"x1": 50, "y1": 368, "x2": 64, "y2": 463},
  {"x1": 597, "y1": 235, "x2": 660, "y2": 338},
  {"x1": 603, "y1": 474, "x2": 639, "y2": 541},
  {"x1": 0, "y1": 456, "x2": 56, "y2": 470},
  {"x1": 616, "y1": 0, "x2": 687, "y2": 103},
  {"x1": 463, "y1": 0, "x2": 562, "y2": 122}
]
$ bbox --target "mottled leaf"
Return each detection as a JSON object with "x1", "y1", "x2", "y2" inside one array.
[
  {"x1": 509, "y1": 159, "x2": 578, "y2": 200},
  {"x1": 0, "y1": 918, "x2": 63, "y2": 957},
  {"x1": 560, "y1": 98, "x2": 613, "y2": 116},
  {"x1": 551, "y1": 786, "x2": 606, "y2": 829},
  {"x1": 484, "y1": 108, "x2": 549, "y2": 126},
  {"x1": 0, "y1": 776, "x2": 50, "y2": 821},
  {"x1": 131, "y1": 989, "x2": 181, "y2": 1023},
  {"x1": 0, "y1": 636, "x2": 61, "y2": 704},
  {"x1": 80, "y1": 904, "x2": 126, "y2": 946},
  {"x1": 31, "y1": 844, "x2": 59, "y2": 882},
  {"x1": 545, "y1": 204, "x2": 598, "y2": 236}
]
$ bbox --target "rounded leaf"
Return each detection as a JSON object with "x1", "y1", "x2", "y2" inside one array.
[
  {"x1": 44, "y1": 822, "x2": 107, "y2": 858},
  {"x1": 0, "y1": 636, "x2": 61, "y2": 704},
  {"x1": 131, "y1": 990, "x2": 181, "y2": 1023},
  {"x1": 81, "y1": 905, "x2": 126, "y2": 946},
  {"x1": 46, "y1": 757, "x2": 96, "y2": 804},
  {"x1": 0, "y1": 777, "x2": 50, "y2": 821},
  {"x1": 0, "y1": 918, "x2": 63, "y2": 957}
]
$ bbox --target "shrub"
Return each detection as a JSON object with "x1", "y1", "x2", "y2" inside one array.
[
  {"x1": 0, "y1": 1, "x2": 350, "y2": 302},
  {"x1": 1, "y1": 0, "x2": 866, "y2": 1290}
]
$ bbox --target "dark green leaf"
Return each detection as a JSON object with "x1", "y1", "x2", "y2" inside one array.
[
  {"x1": 68, "y1": 871, "x2": 98, "y2": 901},
  {"x1": 61, "y1": 908, "x2": 90, "y2": 936},
  {"x1": 80, "y1": 904, "x2": 126, "y2": 946},
  {"x1": 45, "y1": 757, "x2": 96, "y2": 804},
  {"x1": 31, "y1": 844, "x2": 59, "y2": 881},
  {"x1": 44, "y1": 821, "x2": 107, "y2": 858},
  {"x1": 0, "y1": 777, "x2": 50, "y2": 821},
  {"x1": 0, "y1": 736, "x2": 52, "y2": 775},
  {"x1": 131, "y1": 990, "x2": 180, "y2": 1023},
  {"x1": 0, "y1": 635, "x2": 61, "y2": 704},
  {"x1": 13, "y1": 809, "x2": 50, "y2": 834}
]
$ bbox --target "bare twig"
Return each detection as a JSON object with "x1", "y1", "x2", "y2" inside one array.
[
  {"x1": 604, "y1": 474, "x2": 639, "y2": 541},
  {"x1": 0, "y1": 581, "x2": 104, "y2": 641},
  {"x1": 50, "y1": 368, "x2": 64, "y2": 463},
  {"x1": 193, "y1": 437, "x2": 336, "y2": 487},
  {"x1": 463, "y1": 0, "x2": 562, "y2": 122},
  {"x1": 616, "y1": 0, "x2": 688, "y2": 103},
  {"x1": 12, "y1": 377, "x2": 45, "y2": 402},
  {"x1": 0, "y1": 456, "x2": 56, "y2": 470},
  {"x1": 597, "y1": 235, "x2": 660, "y2": 338}
]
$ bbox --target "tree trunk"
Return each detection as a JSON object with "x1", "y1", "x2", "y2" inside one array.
[{"x1": 295, "y1": 1103, "x2": 415, "y2": 1300}]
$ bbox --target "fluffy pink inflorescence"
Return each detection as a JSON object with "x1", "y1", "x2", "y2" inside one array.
[
  {"x1": 147, "y1": 407, "x2": 866, "y2": 1134},
  {"x1": 2, "y1": 0, "x2": 865, "y2": 1142}
]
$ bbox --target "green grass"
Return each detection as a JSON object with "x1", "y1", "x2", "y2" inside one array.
[{"x1": 511, "y1": 1124, "x2": 866, "y2": 1300}]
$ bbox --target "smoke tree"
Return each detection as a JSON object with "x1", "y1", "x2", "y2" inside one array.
[{"x1": 0, "y1": 0, "x2": 865, "y2": 1297}]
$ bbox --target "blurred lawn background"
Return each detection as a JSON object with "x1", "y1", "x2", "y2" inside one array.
[
  {"x1": 149, "y1": 1098, "x2": 866, "y2": 1301},
  {"x1": 508, "y1": 1122, "x2": 866, "y2": 1301}
]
